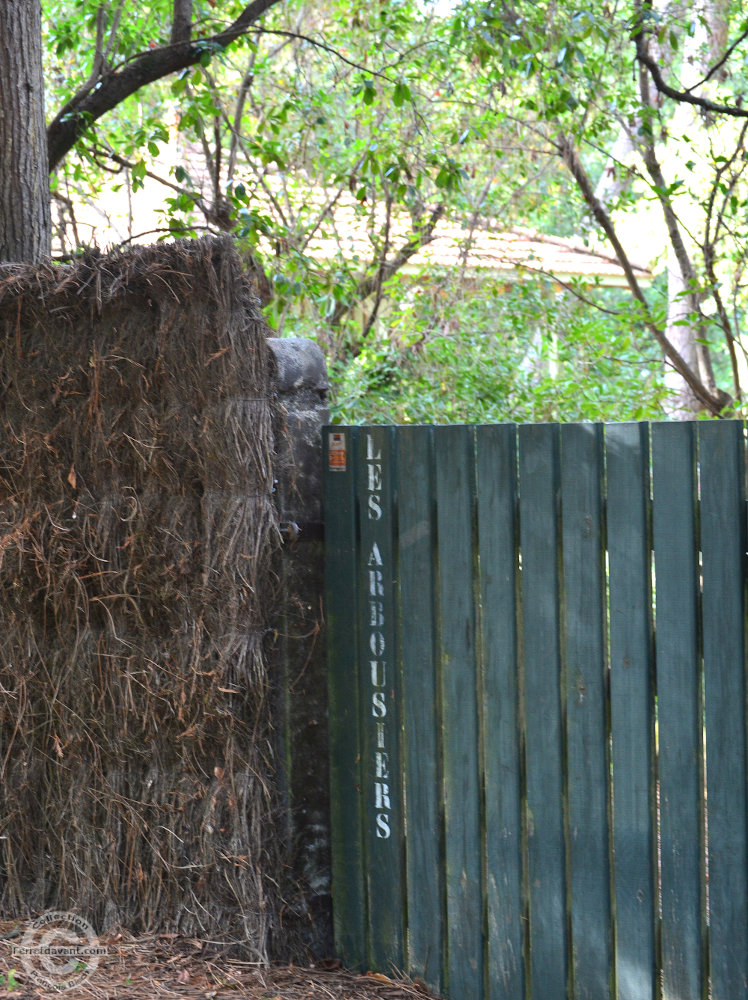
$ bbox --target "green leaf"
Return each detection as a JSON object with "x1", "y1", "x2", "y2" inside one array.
[{"x1": 393, "y1": 81, "x2": 411, "y2": 107}]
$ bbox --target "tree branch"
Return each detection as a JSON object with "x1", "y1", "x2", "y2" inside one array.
[
  {"x1": 635, "y1": 74, "x2": 724, "y2": 403},
  {"x1": 557, "y1": 134, "x2": 728, "y2": 414},
  {"x1": 252, "y1": 27, "x2": 399, "y2": 79},
  {"x1": 227, "y1": 59, "x2": 257, "y2": 184},
  {"x1": 634, "y1": 30, "x2": 748, "y2": 119},
  {"x1": 171, "y1": 0, "x2": 193, "y2": 45},
  {"x1": 688, "y1": 25, "x2": 748, "y2": 91},
  {"x1": 47, "y1": 0, "x2": 284, "y2": 171},
  {"x1": 635, "y1": 18, "x2": 729, "y2": 406},
  {"x1": 702, "y1": 124, "x2": 748, "y2": 401},
  {"x1": 60, "y1": 6, "x2": 107, "y2": 114},
  {"x1": 329, "y1": 204, "x2": 445, "y2": 328},
  {"x1": 358, "y1": 198, "x2": 395, "y2": 349},
  {"x1": 104, "y1": 148, "x2": 209, "y2": 207}
]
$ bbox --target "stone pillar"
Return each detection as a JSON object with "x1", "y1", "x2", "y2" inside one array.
[{"x1": 267, "y1": 337, "x2": 333, "y2": 958}]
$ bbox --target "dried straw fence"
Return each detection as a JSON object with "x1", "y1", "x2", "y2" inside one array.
[{"x1": 0, "y1": 238, "x2": 283, "y2": 958}]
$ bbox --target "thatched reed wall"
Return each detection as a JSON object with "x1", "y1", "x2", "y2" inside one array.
[{"x1": 0, "y1": 237, "x2": 282, "y2": 957}]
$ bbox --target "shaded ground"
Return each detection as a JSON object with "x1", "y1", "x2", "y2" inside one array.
[{"x1": 0, "y1": 921, "x2": 442, "y2": 1000}]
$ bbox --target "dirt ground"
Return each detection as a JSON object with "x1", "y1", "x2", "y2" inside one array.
[{"x1": 0, "y1": 921, "x2": 443, "y2": 1000}]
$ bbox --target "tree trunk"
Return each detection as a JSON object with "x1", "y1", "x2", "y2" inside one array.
[
  {"x1": 663, "y1": 247, "x2": 702, "y2": 415},
  {"x1": 659, "y1": 0, "x2": 726, "y2": 415},
  {"x1": 0, "y1": 0, "x2": 51, "y2": 263}
]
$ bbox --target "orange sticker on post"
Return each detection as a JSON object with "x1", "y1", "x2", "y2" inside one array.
[{"x1": 328, "y1": 431, "x2": 347, "y2": 472}]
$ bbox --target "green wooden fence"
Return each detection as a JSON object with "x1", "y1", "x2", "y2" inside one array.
[{"x1": 323, "y1": 422, "x2": 748, "y2": 1000}]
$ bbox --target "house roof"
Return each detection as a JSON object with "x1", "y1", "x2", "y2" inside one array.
[
  {"x1": 418, "y1": 223, "x2": 651, "y2": 286},
  {"x1": 304, "y1": 203, "x2": 651, "y2": 288}
]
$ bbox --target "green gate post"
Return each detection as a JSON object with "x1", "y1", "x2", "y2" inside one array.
[
  {"x1": 357, "y1": 426, "x2": 405, "y2": 971},
  {"x1": 324, "y1": 427, "x2": 366, "y2": 964},
  {"x1": 325, "y1": 426, "x2": 405, "y2": 973}
]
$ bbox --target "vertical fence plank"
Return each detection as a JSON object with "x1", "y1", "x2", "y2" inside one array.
[
  {"x1": 396, "y1": 427, "x2": 444, "y2": 992},
  {"x1": 518, "y1": 423, "x2": 567, "y2": 1000},
  {"x1": 476, "y1": 425, "x2": 525, "y2": 1000},
  {"x1": 560, "y1": 423, "x2": 612, "y2": 1000},
  {"x1": 651, "y1": 422, "x2": 704, "y2": 1000},
  {"x1": 605, "y1": 423, "x2": 656, "y2": 1000},
  {"x1": 324, "y1": 427, "x2": 366, "y2": 965},
  {"x1": 435, "y1": 425, "x2": 483, "y2": 999},
  {"x1": 699, "y1": 420, "x2": 748, "y2": 999},
  {"x1": 357, "y1": 426, "x2": 405, "y2": 972}
]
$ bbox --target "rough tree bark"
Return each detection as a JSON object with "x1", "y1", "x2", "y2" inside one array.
[{"x1": 0, "y1": 0, "x2": 51, "y2": 263}]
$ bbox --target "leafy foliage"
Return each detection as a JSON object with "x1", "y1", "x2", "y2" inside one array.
[
  {"x1": 38, "y1": 0, "x2": 748, "y2": 420},
  {"x1": 331, "y1": 274, "x2": 668, "y2": 423}
]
